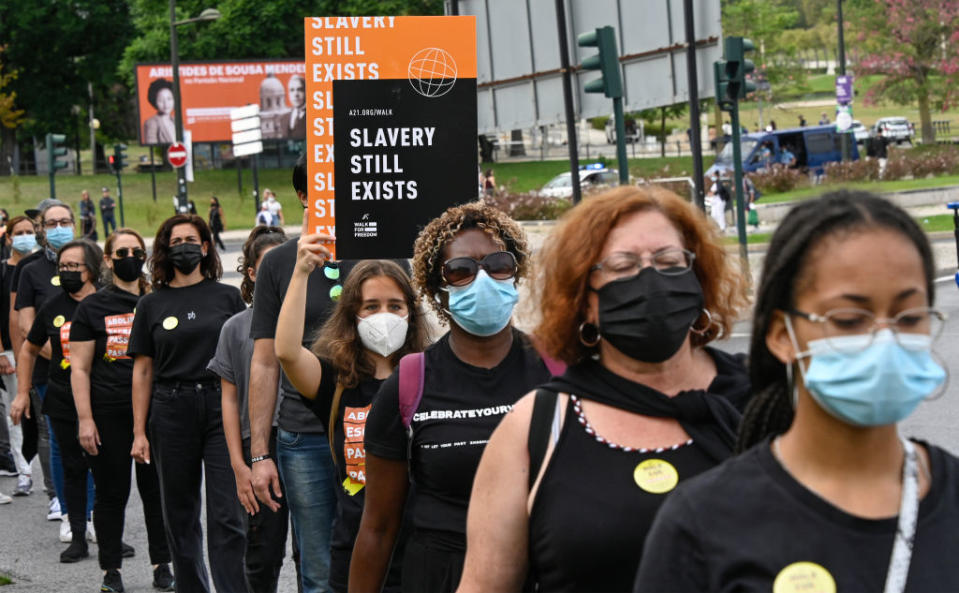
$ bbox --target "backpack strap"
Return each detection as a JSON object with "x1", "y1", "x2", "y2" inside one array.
[
  {"x1": 328, "y1": 382, "x2": 346, "y2": 464},
  {"x1": 527, "y1": 388, "x2": 559, "y2": 490},
  {"x1": 398, "y1": 352, "x2": 425, "y2": 429}
]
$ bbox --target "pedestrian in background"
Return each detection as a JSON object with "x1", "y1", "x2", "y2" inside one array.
[
  {"x1": 636, "y1": 192, "x2": 959, "y2": 591},
  {"x1": 264, "y1": 189, "x2": 284, "y2": 226},
  {"x1": 70, "y1": 229, "x2": 173, "y2": 592},
  {"x1": 79, "y1": 191, "x2": 97, "y2": 241},
  {"x1": 128, "y1": 214, "x2": 248, "y2": 593},
  {"x1": 208, "y1": 225, "x2": 292, "y2": 593},
  {"x1": 458, "y1": 186, "x2": 749, "y2": 593},
  {"x1": 208, "y1": 196, "x2": 226, "y2": 252},
  {"x1": 256, "y1": 202, "x2": 273, "y2": 226},
  {"x1": 99, "y1": 188, "x2": 117, "y2": 238}
]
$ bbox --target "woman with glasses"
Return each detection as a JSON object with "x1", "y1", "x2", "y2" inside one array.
[
  {"x1": 69, "y1": 229, "x2": 174, "y2": 593},
  {"x1": 128, "y1": 214, "x2": 247, "y2": 593},
  {"x1": 11, "y1": 239, "x2": 102, "y2": 563},
  {"x1": 457, "y1": 187, "x2": 751, "y2": 593},
  {"x1": 635, "y1": 191, "x2": 959, "y2": 592},
  {"x1": 351, "y1": 203, "x2": 558, "y2": 593}
]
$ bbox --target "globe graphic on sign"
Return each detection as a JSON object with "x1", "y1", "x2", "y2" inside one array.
[{"x1": 408, "y1": 47, "x2": 458, "y2": 98}]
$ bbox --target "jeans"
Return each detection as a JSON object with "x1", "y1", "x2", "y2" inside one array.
[
  {"x1": 1, "y1": 353, "x2": 31, "y2": 475},
  {"x1": 28, "y1": 386, "x2": 53, "y2": 496},
  {"x1": 86, "y1": 409, "x2": 170, "y2": 570},
  {"x1": 149, "y1": 382, "x2": 248, "y2": 593},
  {"x1": 102, "y1": 213, "x2": 116, "y2": 237},
  {"x1": 276, "y1": 429, "x2": 337, "y2": 593}
]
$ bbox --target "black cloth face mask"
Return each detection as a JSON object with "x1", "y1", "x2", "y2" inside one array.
[
  {"x1": 168, "y1": 243, "x2": 204, "y2": 275},
  {"x1": 59, "y1": 270, "x2": 86, "y2": 295},
  {"x1": 595, "y1": 266, "x2": 704, "y2": 363},
  {"x1": 113, "y1": 256, "x2": 145, "y2": 282}
]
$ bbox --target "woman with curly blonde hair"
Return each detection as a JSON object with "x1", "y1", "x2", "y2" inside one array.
[
  {"x1": 457, "y1": 186, "x2": 751, "y2": 593},
  {"x1": 350, "y1": 203, "x2": 561, "y2": 593}
]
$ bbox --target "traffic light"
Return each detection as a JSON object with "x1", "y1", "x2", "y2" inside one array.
[
  {"x1": 724, "y1": 37, "x2": 756, "y2": 100},
  {"x1": 46, "y1": 133, "x2": 68, "y2": 173},
  {"x1": 714, "y1": 61, "x2": 734, "y2": 113},
  {"x1": 112, "y1": 144, "x2": 128, "y2": 172},
  {"x1": 577, "y1": 26, "x2": 622, "y2": 98}
]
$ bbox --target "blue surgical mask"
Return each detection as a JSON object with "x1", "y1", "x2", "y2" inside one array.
[
  {"x1": 11, "y1": 234, "x2": 37, "y2": 254},
  {"x1": 443, "y1": 269, "x2": 518, "y2": 337},
  {"x1": 46, "y1": 226, "x2": 74, "y2": 249},
  {"x1": 792, "y1": 327, "x2": 946, "y2": 427}
]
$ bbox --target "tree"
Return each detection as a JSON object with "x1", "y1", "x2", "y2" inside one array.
[
  {"x1": 853, "y1": 0, "x2": 959, "y2": 144},
  {"x1": 722, "y1": 0, "x2": 806, "y2": 100},
  {"x1": 639, "y1": 103, "x2": 687, "y2": 158},
  {"x1": 0, "y1": 46, "x2": 26, "y2": 175}
]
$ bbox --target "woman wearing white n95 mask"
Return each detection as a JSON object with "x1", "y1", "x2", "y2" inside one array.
[{"x1": 274, "y1": 241, "x2": 428, "y2": 593}]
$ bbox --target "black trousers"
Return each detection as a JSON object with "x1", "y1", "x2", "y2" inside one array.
[
  {"x1": 48, "y1": 416, "x2": 91, "y2": 541},
  {"x1": 149, "y1": 382, "x2": 248, "y2": 593},
  {"x1": 86, "y1": 408, "x2": 170, "y2": 570},
  {"x1": 241, "y1": 432, "x2": 292, "y2": 593}
]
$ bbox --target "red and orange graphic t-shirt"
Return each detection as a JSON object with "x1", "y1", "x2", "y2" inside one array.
[{"x1": 27, "y1": 291, "x2": 81, "y2": 420}]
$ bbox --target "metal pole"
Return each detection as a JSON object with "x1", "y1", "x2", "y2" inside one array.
[
  {"x1": 554, "y1": 0, "x2": 582, "y2": 204},
  {"x1": 613, "y1": 96, "x2": 628, "y2": 184},
  {"x1": 170, "y1": 0, "x2": 188, "y2": 210},
  {"x1": 116, "y1": 170, "x2": 125, "y2": 228},
  {"x1": 731, "y1": 104, "x2": 748, "y2": 271},
  {"x1": 683, "y1": 0, "x2": 705, "y2": 210},
  {"x1": 150, "y1": 148, "x2": 157, "y2": 202},
  {"x1": 837, "y1": 0, "x2": 850, "y2": 161},
  {"x1": 88, "y1": 82, "x2": 96, "y2": 174},
  {"x1": 251, "y1": 155, "x2": 260, "y2": 213}
]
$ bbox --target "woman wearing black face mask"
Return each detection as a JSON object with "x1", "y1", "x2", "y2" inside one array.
[
  {"x1": 128, "y1": 214, "x2": 247, "y2": 593},
  {"x1": 457, "y1": 187, "x2": 751, "y2": 593},
  {"x1": 12, "y1": 239, "x2": 102, "y2": 563},
  {"x1": 70, "y1": 229, "x2": 174, "y2": 593}
]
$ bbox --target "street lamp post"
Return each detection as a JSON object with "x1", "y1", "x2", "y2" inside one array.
[{"x1": 169, "y1": 3, "x2": 220, "y2": 210}]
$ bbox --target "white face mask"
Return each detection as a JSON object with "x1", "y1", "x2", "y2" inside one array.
[{"x1": 357, "y1": 312, "x2": 409, "y2": 357}]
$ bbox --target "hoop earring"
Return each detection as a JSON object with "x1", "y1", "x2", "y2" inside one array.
[
  {"x1": 579, "y1": 322, "x2": 600, "y2": 347},
  {"x1": 690, "y1": 309, "x2": 713, "y2": 335}
]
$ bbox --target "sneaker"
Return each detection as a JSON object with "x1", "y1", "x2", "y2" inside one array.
[
  {"x1": 87, "y1": 520, "x2": 97, "y2": 543},
  {"x1": 47, "y1": 497, "x2": 61, "y2": 521},
  {"x1": 100, "y1": 569, "x2": 124, "y2": 592},
  {"x1": 0, "y1": 491, "x2": 10, "y2": 504},
  {"x1": 121, "y1": 542, "x2": 135, "y2": 558},
  {"x1": 60, "y1": 515, "x2": 72, "y2": 543},
  {"x1": 13, "y1": 475, "x2": 32, "y2": 496},
  {"x1": 59, "y1": 538, "x2": 89, "y2": 563},
  {"x1": 152, "y1": 563, "x2": 174, "y2": 591},
  {"x1": 0, "y1": 453, "x2": 16, "y2": 476}
]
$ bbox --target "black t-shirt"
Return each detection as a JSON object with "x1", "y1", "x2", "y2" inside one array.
[
  {"x1": 0, "y1": 259, "x2": 15, "y2": 350},
  {"x1": 27, "y1": 291, "x2": 79, "y2": 420},
  {"x1": 249, "y1": 238, "x2": 348, "y2": 433},
  {"x1": 70, "y1": 285, "x2": 140, "y2": 414},
  {"x1": 14, "y1": 250, "x2": 55, "y2": 384},
  {"x1": 301, "y1": 359, "x2": 401, "y2": 593},
  {"x1": 128, "y1": 279, "x2": 245, "y2": 383},
  {"x1": 365, "y1": 329, "x2": 553, "y2": 551},
  {"x1": 634, "y1": 439, "x2": 959, "y2": 593}
]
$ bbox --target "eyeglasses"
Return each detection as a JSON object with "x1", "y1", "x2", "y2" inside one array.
[
  {"x1": 43, "y1": 218, "x2": 74, "y2": 230},
  {"x1": 441, "y1": 251, "x2": 518, "y2": 287},
  {"x1": 58, "y1": 262, "x2": 86, "y2": 272},
  {"x1": 789, "y1": 306, "x2": 947, "y2": 353},
  {"x1": 591, "y1": 248, "x2": 695, "y2": 280},
  {"x1": 114, "y1": 247, "x2": 146, "y2": 259}
]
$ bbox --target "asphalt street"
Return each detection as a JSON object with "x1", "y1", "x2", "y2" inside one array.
[{"x1": 2, "y1": 234, "x2": 959, "y2": 591}]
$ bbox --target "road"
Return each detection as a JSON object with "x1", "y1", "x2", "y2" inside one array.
[{"x1": 2, "y1": 236, "x2": 959, "y2": 590}]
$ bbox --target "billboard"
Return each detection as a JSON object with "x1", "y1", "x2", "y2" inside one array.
[
  {"x1": 456, "y1": 0, "x2": 722, "y2": 132},
  {"x1": 305, "y1": 16, "x2": 478, "y2": 259},
  {"x1": 135, "y1": 60, "x2": 307, "y2": 145}
]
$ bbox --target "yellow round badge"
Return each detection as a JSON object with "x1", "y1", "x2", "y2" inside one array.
[
  {"x1": 53, "y1": 315, "x2": 66, "y2": 328},
  {"x1": 162, "y1": 316, "x2": 178, "y2": 330},
  {"x1": 773, "y1": 562, "x2": 836, "y2": 593},
  {"x1": 51, "y1": 276, "x2": 61, "y2": 287},
  {"x1": 633, "y1": 459, "x2": 679, "y2": 494}
]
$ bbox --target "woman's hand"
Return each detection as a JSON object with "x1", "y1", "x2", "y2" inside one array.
[
  {"x1": 294, "y1": 233, "x2": 334, "y2": 276},
  {"x1": 131, "y1": 432, "x2": 151, "y2": 464},
  {"x1": 78, "y1": 417, "x2": 101, "y2": 456},
  {"x1": 233, "y1": 463, "x2": 260, "y2": 516},
  {"x1": 9, "y1": 391, "x2": 30, "y2": 425}
]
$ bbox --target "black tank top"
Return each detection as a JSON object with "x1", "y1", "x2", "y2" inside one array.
[{"x1": 528, "y1": 396, "x2": 716, "y2": 593}]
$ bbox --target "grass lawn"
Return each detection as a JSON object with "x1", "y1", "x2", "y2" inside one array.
[
  {"x1": 0, "y1": 574, "x2": 11, "y2": 585},
  {"x1": 724, "y1": 213, "x2": 954, "y2": 247},
  {"x1": 0, "y1": 168, "x2": 299, "y2": 238},
  {"x1": 760, "y1": 175, "x2": 959, "y2": 204}
]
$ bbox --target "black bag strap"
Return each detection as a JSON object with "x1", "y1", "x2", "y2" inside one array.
[{"x1": 527, "y1": 388, "x2": 559, "y2": 491}]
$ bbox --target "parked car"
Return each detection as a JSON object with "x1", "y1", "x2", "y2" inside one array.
[
  {"x1": 872, "y1": 117, "x2": 915, "y2": 144},
  {"x1": 706, "y1": 124, "x2": 859, "y2": 177},
  {"x1": 538, "y1": 164, "x2": 620, "y2": 198},
  {"x1": 850, "y1": 120, "x2": 871, "y2": 144}
]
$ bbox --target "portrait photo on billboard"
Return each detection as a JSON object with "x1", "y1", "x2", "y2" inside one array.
[{"x1": 135, "y1": 60, "x2": 306, "y2": 145}]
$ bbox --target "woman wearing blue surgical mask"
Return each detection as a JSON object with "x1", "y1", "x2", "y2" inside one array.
[
  {"x1": 274, "y1": 248, "x2": 428, "y2": 593},
  {"x1": 351, "y1": 203, "x2": 560, "y2": 593},
  {"x1": 635, "y1": 191, "x2": 959, "y2": 593}
]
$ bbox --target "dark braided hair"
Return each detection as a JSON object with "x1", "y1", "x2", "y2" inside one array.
[
  {"x1": 238, "y1": 226, "x2": 287, "y2": 304},
  {"x1": 736, "y1": 190, "x2": 935, "y2": 452}
]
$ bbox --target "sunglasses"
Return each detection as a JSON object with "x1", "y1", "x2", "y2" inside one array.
[
  {"x1": 114, "y1": 248, "x2": 147, "y2": 259},
  {"x1": 442, "y1": 251, "x2": 518, "y2": 287}
]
